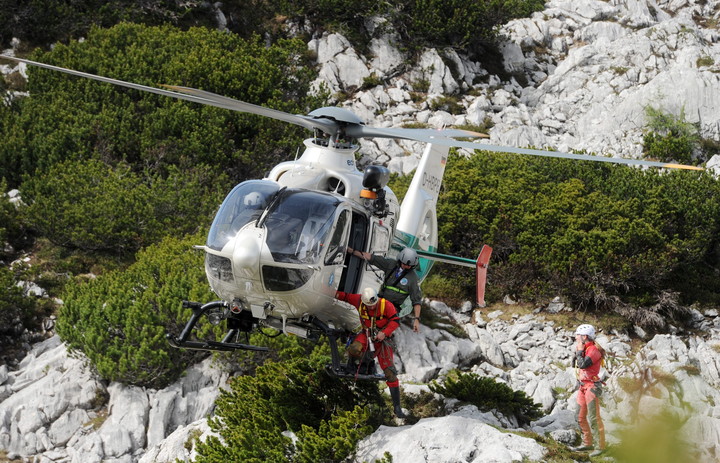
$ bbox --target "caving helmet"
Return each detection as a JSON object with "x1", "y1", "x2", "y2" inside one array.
[
  {"x1": 398, "y1": 247, "x2": 419, "y2": 267},
  {"x1": 361, "y1": 287, "x2": 379, "y2": 306},
  {"x1": 575, "y1": 324, "x2": 596, "y2": 339}
]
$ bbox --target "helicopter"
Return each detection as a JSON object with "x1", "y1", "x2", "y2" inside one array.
[{"x1": 1, "y1": 55, "x2": 702, "y2": 380}]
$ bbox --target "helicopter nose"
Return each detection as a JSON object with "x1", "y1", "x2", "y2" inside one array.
[{"x1": 232, "y1": 230, "x2": 261, "y2": 269}]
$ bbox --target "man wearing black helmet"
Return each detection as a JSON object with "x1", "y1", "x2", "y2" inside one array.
[{"x1": 346, "y1": 246, "x2": 422, "y2": 332}]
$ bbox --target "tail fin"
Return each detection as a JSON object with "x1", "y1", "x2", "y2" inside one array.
[{"x1": 394, "y1": 143, "x2": 450, "y2": 280}]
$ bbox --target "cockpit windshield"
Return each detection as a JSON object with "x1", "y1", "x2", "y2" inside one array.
[
  {"x1": 207, "y1": 180, "x2": 280, "y2": 251},
  {"x1": 263, "y1": 190, "x2": 341, "y2": 264},
  {"x1": 207, "y1": 182, "x2": 343, "y2": 265}
]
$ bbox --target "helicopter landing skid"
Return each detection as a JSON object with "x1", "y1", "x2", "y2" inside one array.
[
  {"x1": 166, "y1": 300, "x2": 270, "y2": 353},
  {"x1": 311, "y1": 317, "x2": 386, "y2": 382},
  {"x1": 324, "y1": 364, "x2": 386, "y2": 381},
  {"x1": 166, "y1": 336, "x2": 269, "y2": 352}
]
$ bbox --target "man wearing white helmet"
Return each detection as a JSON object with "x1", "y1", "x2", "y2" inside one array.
[
  {"x1": 346, "y1": 246, "x2": 422, "y2": 332},
  {"x1": 334, "y1": 287, "x2": 406, "y2": 418},
  {"x1": 571, "y1": 323, "x2": 606, "y2": 457}
]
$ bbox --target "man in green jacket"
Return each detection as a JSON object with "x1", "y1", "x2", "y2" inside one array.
[{"x1": 346, "y1": 246, "x2": 422, "y2": 332}]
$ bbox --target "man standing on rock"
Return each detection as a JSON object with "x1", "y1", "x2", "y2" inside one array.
[
  {"x1": 346, "y1": 246, "x2": 423, "y2": 332},
  {"x1": 571, "y1": 324, "x2": 606, "y2": 457},
  {"x1": 334, "y1": 287, "x2": 407, "y2": 418}
]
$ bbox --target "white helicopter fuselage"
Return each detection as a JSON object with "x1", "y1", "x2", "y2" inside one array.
[{"x1": 200, "y1": 136, "x2": 445, "y2": 336}]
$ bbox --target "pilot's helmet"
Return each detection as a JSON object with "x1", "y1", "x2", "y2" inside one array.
[
  {"x1": 361, "y1": 287, "x2": 379, "y2": 306},
  {"x1": 244, "y1": 192, "x2": 265, "y2": 209},
  {"x1": 398, "y1": 247, "x2": 419, "y2": 267}
]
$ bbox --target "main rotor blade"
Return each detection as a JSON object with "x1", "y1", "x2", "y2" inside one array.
[
  {"x1": 1, "y1": 56, "x2": 340, "y2": 134},
  {"x1": 1, "y1": 55, "x2": 702, "y2": 170},
  {"x1": 346, "y1": 125, "x2": 488, "y2": 140},
  {"x1": 440, "y1": 138, "x2": 704, "y2": 171},
  {"x1": 366, "y1": 128, "x2": 702, "y2": 171},
  {"x1": 161, "y1": 85, "x2": 339, "y2": 134}
]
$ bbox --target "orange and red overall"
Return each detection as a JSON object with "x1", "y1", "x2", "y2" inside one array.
[
  {"x1": 335, "y1": 291, "x2": 400, "y2": 387},
  {"x1": 575, "y1": 341, "x2": 606, "y2": 450}
]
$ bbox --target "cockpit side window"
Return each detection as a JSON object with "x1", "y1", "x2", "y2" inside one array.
[
  {"x1": 325, "y1": 209, "x2": 349, "y2": 265},
  {"x1": 207, "y1": 180, "x2": 279, "y2": 251}
]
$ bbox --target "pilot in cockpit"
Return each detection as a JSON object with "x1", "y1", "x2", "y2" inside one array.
[{"x1": 231, "y1": 191, "x2": 266, "y2": 232}]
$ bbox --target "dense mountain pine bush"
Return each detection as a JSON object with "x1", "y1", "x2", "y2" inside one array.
[
  {"x1": 56, "y1": 231, "x2": 217, "y2": 388},
  {"x1": 192, "y1": 354, "x2": 387, "y2": 463},
  {"x1": 0, "y1": 23, "x2": 317, "y2": 187},
  {"x1": 432, "y1": 151, "x2": 720, "y2": 319},
  {"x1": 429, "y1": 370, "x2": 542, "y2": 426}
]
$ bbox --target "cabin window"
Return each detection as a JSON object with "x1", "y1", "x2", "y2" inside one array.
[
  {"x1": 324, "y1": 209, "x2": 349, "y2": 265},
  {"x1": 369, "y1": 222, "x2": 391, "y2": 258}
]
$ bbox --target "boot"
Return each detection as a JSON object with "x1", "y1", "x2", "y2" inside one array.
[
  {"x1": 344, "y1": 357, "x2": 358, "y2": 375},
  {"x1": 389, "y1": 386, "x2": 407, "y2": 418},
  {"x1": 359, "y1": 356, "x2": 376, "y2": 375}
]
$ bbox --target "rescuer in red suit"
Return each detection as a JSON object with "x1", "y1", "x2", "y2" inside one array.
[{"x1": 335, "y1": 287, "x2": 406, "y2": 418}]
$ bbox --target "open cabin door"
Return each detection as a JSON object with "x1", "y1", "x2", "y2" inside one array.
[{"x1": 339, "y1": 211, "x2": 368, "y2": 293}]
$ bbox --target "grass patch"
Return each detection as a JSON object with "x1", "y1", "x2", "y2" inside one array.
[
  {"x1": 429, "y1": 95, "x2": 463, "y2": 114},
  {"x1": 454, "y1": 121, "x2": 494, "y2": 136},
  {"x1": 84, "y1": 407, "x2": 109, "y2": 431},
  {"x1": 403, "y1": 390, "x2": 445, "y2": 420},
  {"x1": 422, "y1": 302, "x2": 468, "y2": 339},
  {"x1": 513, "y1": 429, "x2": 606, "y2": 462},
  {"x1": 401, "y1": 122, "x2": 431, "y2": 129},
  {"x1": 184, "y1": 428, "x2": 204, "y2": 451},
  {"x1": 697, "y1": 55, "x2": 714, "y2": 67},
  {"x1": 678, "y1": 364, "x2": 701, "y2": 376}
]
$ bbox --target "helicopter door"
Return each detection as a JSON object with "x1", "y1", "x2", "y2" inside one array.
[{"x1": 338, "y1": 211, "x2": 368, "y2": 293}]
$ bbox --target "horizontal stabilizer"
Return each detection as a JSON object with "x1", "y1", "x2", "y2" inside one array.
[
  {"x1": 415, "y1": 249, "x2": 477, "y2": 268},
  {"x1": 416, "y1": 246, "x2": 493, "y2": 307}
]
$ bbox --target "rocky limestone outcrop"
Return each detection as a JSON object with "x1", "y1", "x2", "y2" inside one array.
[
  {"x1": 306, "y1": 0, "x2": 720, "y2": 172},
  {"x1": 0, "y1": 336, "x2": 230, "y2": 463},
  {"x1": 3, "y1": 302, "x2": 720, "y2": 462}
]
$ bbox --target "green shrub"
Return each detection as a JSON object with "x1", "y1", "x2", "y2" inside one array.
[
  {"x1": 0, "y1": 1, "x2": 222, "y2": 50},
  {"x1": 0, "y1": 264, "x2": 38, "y2": 336},
  {"x1": 293, "y1": 407, "x2": 375, "y2": 463},
  {"x1": 193, "y1": 354, "x2": 385, "y2": 462},
  {"x1": 0, "y1": 23, "x2": 318, "y2": 187},
  {"x1": 22, "y1": 159, "x2": 155, "y2": 252},
  {"x1": 430, "y1": 371, "x2": 542, "y2": 425},
  {"x1": 398, "y1": 0, "x2": 545, "y2": 53},
  {"x1": 56, "y1": 231, "x2": 217, "y2": 388},
  {"x1": 642, "y1": 106, "x2": 699, "y2": 164},
  {"x1": 20, "y1": 158, "x2": 228, "y2": 254},
  {"x1": 434, "y1": 150, "x2": 720, "y2": 317},
  {"x1": 361, "y1": 73, "x2": 384, "y2": 90},
  {"x1": 421, "y1": 273, "x2": 460, "y2": 301}
]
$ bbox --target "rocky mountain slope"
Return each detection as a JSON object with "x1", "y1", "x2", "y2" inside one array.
[
  {"x1": 2, "y1": 301, "x2": 720, "y2": 462},
  {"x1": 2, "y1": 0, "x2": 720, "y2": 462}
]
